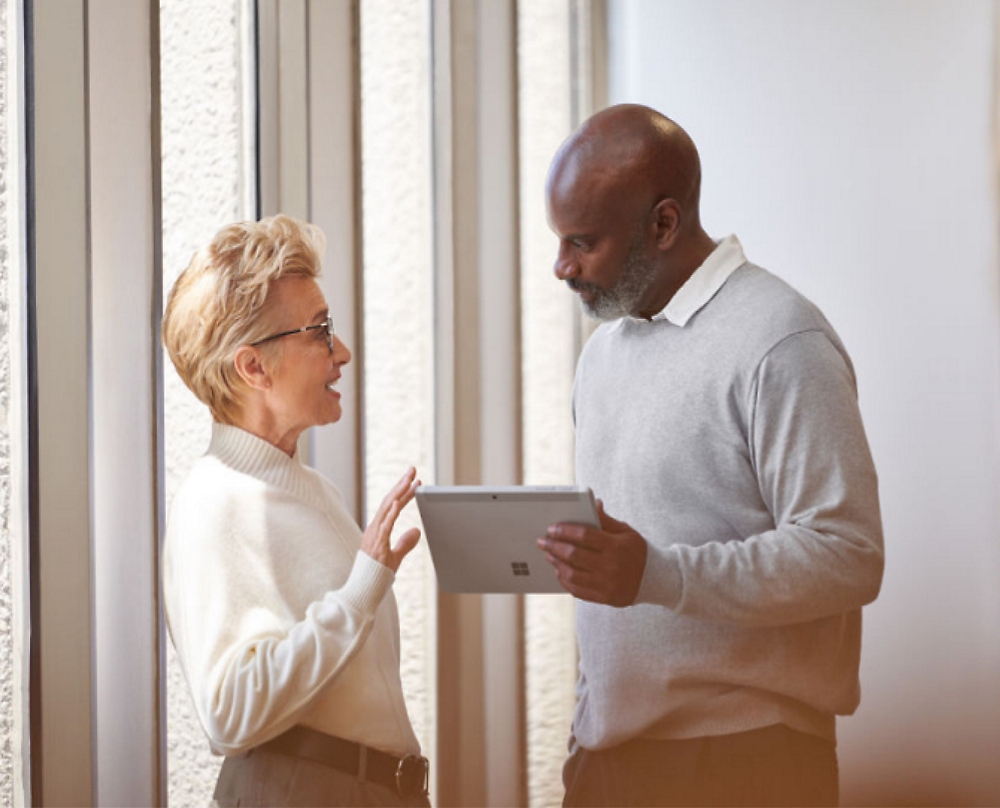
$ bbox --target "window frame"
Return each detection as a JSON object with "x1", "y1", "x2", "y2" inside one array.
[
  {"x1": 25, "y1": 0, "x2": 164, "y2": 803},
  {"x1": 15, "y1": 0, "x2": 605, "y2": 802}
]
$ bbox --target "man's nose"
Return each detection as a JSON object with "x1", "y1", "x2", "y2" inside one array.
[{"x1": 553, "y1": 245, "x2": 579, "y2": 280}]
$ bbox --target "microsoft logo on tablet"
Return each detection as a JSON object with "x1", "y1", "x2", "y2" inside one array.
[{"x1": 511, "y1": 562, "x2": 530, "y2": 577}]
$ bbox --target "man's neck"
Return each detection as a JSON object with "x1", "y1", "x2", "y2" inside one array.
[{"x1": 636, "y1": 229, "x2": 717, "y2": 320}]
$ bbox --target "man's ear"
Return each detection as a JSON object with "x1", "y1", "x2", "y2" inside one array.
[
  {"x1": 652, "y1": 198, "x2": 682, "y2": 250},
  {"x1": 233, "y1": 345, "x2": 272, "y2": 391}
]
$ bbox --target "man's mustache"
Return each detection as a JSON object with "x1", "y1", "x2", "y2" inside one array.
[{"x1": 567, "y1": 278, "x2": 601, "y2": 295}]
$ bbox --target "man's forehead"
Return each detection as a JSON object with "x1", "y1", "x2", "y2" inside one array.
[
  {"x1": 548, "y1": 152, "x2": 635, "y2": 224},
  {"x1": 551, "y1": 141, "x2": 614, "y2": 192}
]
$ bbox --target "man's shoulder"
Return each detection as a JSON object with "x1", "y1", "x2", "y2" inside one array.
[
  {"x1": 718, "y1": 265, "x2": 855, "y2": 385},
  {"x1": 724, "y1": 263, "x2": 820, "y2": 316},
  {"x1": 715, "y1": 263, "x2": 837, "y2": 343}
]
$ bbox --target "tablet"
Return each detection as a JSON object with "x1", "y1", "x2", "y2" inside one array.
[{"x1": 415, "y1": 485, "x2": 599, "y2": 594}]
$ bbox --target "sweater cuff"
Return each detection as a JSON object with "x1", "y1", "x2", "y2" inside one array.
[
  {"x1": 339, "y1": 551, "x2": 395, "y2": 617},
  {"x1": 635, "y1": 544, "x2": 683, "y2": 609}
]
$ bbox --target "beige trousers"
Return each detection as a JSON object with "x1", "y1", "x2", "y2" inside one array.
[{"x1": 213, "y1": 748, "x2": 432, "y2": 808}]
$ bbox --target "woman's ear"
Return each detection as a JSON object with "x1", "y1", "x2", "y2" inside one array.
[{"x1": 233, "y1": 345, "x2": 272, "y2": 391}]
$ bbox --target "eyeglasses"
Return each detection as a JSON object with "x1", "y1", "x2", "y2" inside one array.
[{"x1": 250, "y1": 315, "x2": 335, "y2": 353}]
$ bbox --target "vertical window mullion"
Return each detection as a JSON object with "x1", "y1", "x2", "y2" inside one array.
[
  {"x1": 431, "y1": 1, "x2": 525, "y2": 805},
  {"x1": 88, "y1": 0, "x2": 162, "y2": 803},
  {"x1": 28, "y1": 0, "x2": 93, "y2": 803},
  {"x1": 517, "y1": 0, "x2": 588, "y2": 805},
  {"x1": 6, "y1": 0, "x2": 32, "y2": 802},
  {"x1": 476, "y1": 2, "x2": 526, "y2": 806},
  {"x1": 307, "y1": 0, "x2": 365, "y2": 518}
]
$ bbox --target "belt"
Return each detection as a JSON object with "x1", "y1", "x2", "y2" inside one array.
[{"x1": 256, "y1": 726, "x2": 430, "y2": 798}]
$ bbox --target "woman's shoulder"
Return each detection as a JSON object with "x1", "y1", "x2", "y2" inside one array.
[
  {"x1": 307, "y1": 469, "x2": 363, "y2": 533},
  {"x1": 308, "y1": 468, "x2": 348, "y2": 506},
  {"x1": 168, "y1": 455, "x2": 268, "y2": 532}
]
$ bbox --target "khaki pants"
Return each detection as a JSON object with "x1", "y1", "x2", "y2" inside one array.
[{"x1": 213, "y1": 747, "x2": 432, "y2": 808}]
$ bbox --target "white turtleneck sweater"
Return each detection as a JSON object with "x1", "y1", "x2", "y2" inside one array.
[{"x1": 162, "y1": 423, "x2": 421, "y2": 759}]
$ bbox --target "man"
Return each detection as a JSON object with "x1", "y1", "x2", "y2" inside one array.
[{"x1": 537, "y1": 104, "x2": 884, "y2": 807}]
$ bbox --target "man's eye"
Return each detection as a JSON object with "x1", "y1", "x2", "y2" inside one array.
[{"x1": 573, "y1": 240, "x2": 589, "y2": 251}]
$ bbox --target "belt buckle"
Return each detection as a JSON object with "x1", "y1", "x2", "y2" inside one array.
[{"x1": 395, "y1": 754, "x2": 429, "y2": 798}]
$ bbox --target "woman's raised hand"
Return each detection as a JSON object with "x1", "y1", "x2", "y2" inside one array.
[{"x1": 360, "y1": 467, "x2": 422, "y2": 572}]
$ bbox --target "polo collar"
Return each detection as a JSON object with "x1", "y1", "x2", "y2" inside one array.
[{"x1": 647, "y1": 234, "x2": 747, "y2": 326}]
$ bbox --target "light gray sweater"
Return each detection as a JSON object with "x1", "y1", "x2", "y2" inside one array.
[{"x1": 572, "y1": 260, "x2": 884, "y2": 751}]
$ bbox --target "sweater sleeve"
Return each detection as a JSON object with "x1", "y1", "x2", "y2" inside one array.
[
  {"x1": 164, "y1": 488, "x2": 395, "y2": 755},
  {"x1": 637, "y1": 329, "x2": 884, "y2": 626}
]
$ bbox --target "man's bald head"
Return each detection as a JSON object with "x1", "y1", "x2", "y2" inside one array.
[
  {"x1": 545, "y1": 105, "x2": 715, "y2": 321},
  {"x1": 548, "y1": 104, "x2": 704, "y2": 231}
]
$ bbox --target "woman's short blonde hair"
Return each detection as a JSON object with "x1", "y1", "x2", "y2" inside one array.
[{"x1": 162, "y1": 214, "x2": 325, "y2": 423}]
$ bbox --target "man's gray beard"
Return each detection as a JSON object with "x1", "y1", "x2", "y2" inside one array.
[{"x1": 576, "y1": 238, "x2": 659, "y2": 321}]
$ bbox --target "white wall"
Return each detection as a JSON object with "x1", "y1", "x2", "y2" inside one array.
[{"x1": 609, "y1": 1, "x2": 1000, "y2": 805}]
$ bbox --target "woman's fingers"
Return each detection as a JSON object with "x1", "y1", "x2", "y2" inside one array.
[
  {"x1": 380, "y1": 500, "x2": 402, "y2": 543},
  {"x1": 386, "y1": 483, "x2": 417, "y2": 526},
  {"x1": 362, "y1": 468, "x2": 422, "y2": 571},
  {"x1": 391, "y1": 527, "x2": 421, "y2": 562},
  {"x1": 392, "y1": 467, "x2": 417, "y2": 498},
  {"x1": 371, "y1": 468, "x2": 414, "y2": 527},
  {"x1": 370, "y1": 470, "x2": 415, "y2": 533}
]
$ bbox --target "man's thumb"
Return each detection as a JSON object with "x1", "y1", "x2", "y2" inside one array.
[{"x1": 596, "y1": 499, "x2": 629, "y2": 532}]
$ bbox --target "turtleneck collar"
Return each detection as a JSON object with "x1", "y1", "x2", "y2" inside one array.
[{"x1": 208, "y1": 422, "x2": 327, "y2": 510}]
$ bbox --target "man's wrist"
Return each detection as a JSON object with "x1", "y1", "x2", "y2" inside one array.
[{"x1": 634, "y1": 543, "x2": 683, "y2": 609}]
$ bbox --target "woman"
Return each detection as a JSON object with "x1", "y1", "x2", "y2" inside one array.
[{"x1": 161, "y1": 214, "x2": 429, "y2": 807}]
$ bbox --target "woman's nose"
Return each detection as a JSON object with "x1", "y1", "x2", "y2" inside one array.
[{"x1": 332, "y1": 335, "x2": 352, "y2": 365}]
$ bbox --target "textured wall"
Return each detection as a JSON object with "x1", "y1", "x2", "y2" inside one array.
[
  {"x1": 0, "y1": 0, "x2": 13, "y2": 802},
  {"x1": 359, "y1": 0, "x2": 437, "y2": 760},
  {"x1": 518, "y1": 2, "x2": 580, "y2": 806},
  {"x1": 160, "y1": 0, "x2": 248, "y2": 803}
]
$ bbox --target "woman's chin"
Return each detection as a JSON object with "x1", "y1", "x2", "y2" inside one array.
[
  {"x1": 321, "y1": 387, "x2": 343, "y2": 424},
  {"x1": 323, "y1": 402, "x2": 343, "y2": 425}
]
